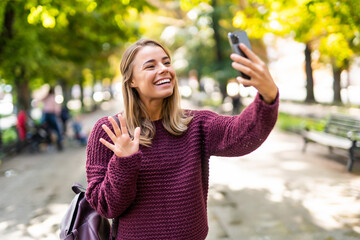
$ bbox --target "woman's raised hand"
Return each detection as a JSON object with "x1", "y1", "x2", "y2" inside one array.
[
  {"x1": 99, "y1": 114, "x2": 141, "y2": 157},
  {"x1": 230, "y1": 43, "x2": 278, "y2": 104}
]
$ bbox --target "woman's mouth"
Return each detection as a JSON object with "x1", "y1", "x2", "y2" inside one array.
[{"x1": 154, "y1": 78, "x2": 171, "y2": 86}]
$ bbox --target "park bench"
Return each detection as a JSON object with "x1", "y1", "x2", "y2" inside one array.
[{"x1": 302, "y1": 113, "x2": 360, "y2": 172}]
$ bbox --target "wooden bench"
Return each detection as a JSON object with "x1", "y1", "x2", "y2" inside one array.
[{"x1": 302, "y1": 114, "x2": 360, "y2": 172}]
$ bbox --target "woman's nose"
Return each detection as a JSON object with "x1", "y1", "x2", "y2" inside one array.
[{"x1": 158, "y1": 63, "x2": 168, "y2": 74}]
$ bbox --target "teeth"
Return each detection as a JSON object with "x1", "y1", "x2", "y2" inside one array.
[{"x1": 155, "y1": 79, "x2": 170, "y2": 85}]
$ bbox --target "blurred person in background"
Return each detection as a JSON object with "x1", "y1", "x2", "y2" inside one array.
[
  {"x1": 60, "y1": 104, "x2": 71, "y2": 136},
  {"x1": 41, "y1": 87, "x2": 63, "y2": 151},
  {"x1": 16, "y1": 110, "x2": 27, "y2": 150},
  {"x1": 85, "y1": 39, "x2": 278, "y2": 239},
  {"x1": 72, "y1": 114, "x2": 88, "y2": 146}
]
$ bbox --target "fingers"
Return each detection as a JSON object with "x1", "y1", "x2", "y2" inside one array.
[
  {"x1": 230, "y1": 44, "x2": 270, "y2": 87},
  {"x1": 108, "y1": 116, "x2": 121, "y2": 136},
  {"x1": 230, "y1": 43, "x2": 265, "y2": 69},
  {"x1": 236, "y1": 76, "x2": 252, "y2": 87},
  {"x1": 231, "y1": 58, "x2": 259, "y2": 82},
  {"x1": 102, "y1": 115, "x2": 140, "y2": 143},
  {"x1": 101, "y1": 115, "x2": 139, "y2": 141},
  {"x1": 118, "y1": 114, "x2": 128, "y2": 136},
  {"x1": 238, "y1": 43, "x2": 262, "y2": 64},
  {"x1": 99, "y1": 138, "x2": 114, "y2": 151},
  {"x1": 99, "y1": 115, "x2": 141, "y2": 157},
  {"x1": 134, "y1": 126, "x2": 140, "y2": 139},
  {"x1": 231, "y1": 61, "x2": 260, "y2": 80},
  {"x1": 229, "y1": 43, "x2": 278, "y2": 103},
  {"x1": 101, "y1": 124, "x2": 117, "y2": 143},
  {"x1": 230, "y1": 53, "x2": 263, "y2": 74},
  {"x1": 130, "y1": 127, "x2": 140, "y2": 147}
]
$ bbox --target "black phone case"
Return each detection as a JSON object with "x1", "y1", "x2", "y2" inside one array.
[{"x1": 228, "y1": 31, "x2": 252, "y2": 80}]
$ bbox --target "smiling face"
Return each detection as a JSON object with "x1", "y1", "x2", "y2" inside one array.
[{"x1": 130, "y1": 45, "x2": 176, "y2": 106}]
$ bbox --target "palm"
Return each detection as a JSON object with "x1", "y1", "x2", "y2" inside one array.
[
  {"x1": 100, "y1": 115, "x2": 141, "y2": 157},
  {"x1": 112, "y1": 132, "x2": 139, "y2": 157}
]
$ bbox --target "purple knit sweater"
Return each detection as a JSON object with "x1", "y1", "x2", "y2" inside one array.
[{"x1": 86, "y1": 93, "x2": 279, "y2": 240}]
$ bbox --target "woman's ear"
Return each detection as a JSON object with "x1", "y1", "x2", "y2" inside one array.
[{"x1": 130, "y1": 80, "x2": 136, "y2": 88}]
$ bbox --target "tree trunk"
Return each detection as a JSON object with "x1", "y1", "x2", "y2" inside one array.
[
  {"x1": 60, "y1": 80, "x2": 71, "y2": 106},
  {"x1": 211, "y1": 0, "x2": 228, "y2": 101},
  {"x1": 14, "y1": 67, "x2": 31, "y2": 112},
  {"x1": 211, "y1": 0, "x2": 223, "y2": 63},
  {"x1": 0, "y1": 1, "x2": 15, "y2": 56},
  {"x1": 304, "y1": 43, "x2": 315, "y2": 103},
  {"x1": 79, "y1": 78, "x2": 85, "y2": 110},
  {"x1": 332, "y1": 62, "x2": 342, "y2": 104}
]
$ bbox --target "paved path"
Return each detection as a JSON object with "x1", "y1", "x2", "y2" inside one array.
[
  {"x1": 0, "y1": 98, "x2": 359, "y2": 239},
  {"x1": 0, "y1": 100, "x2": 120, "y2": 240},
  {"x1": 206, "y1": 129, "x2": 360, "y2": 240}
]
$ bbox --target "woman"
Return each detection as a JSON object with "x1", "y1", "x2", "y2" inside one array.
[
  {"x1": 86, "y1": 39, "x2": 279, "y2": 239},
  {"x1": 42, "y1": 87, "x2": 63, "y2": 151}
]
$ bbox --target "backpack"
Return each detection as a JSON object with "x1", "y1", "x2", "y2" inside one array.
[{"x1": 59, "y1": 183, "x2": 119, "y2": 240}]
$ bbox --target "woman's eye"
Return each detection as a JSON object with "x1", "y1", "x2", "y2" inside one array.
[
  {"x1": 145, "y1": 65, "x2": 154, "y2": 69},
  {"x1": 164, "y1": 61, "x2": 171, "y2": 65}
]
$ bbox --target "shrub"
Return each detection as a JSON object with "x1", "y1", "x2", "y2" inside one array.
[
  {"x1": 1, "y1": 127, "x2": 18, "y2": 145},
  {"x1": 276, "y1": 113, "x2": 325, "y2": 133}
]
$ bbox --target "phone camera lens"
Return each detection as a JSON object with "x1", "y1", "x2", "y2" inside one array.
[{"x1": 230, "y1": 34, "x2": 239, "y2": 44}]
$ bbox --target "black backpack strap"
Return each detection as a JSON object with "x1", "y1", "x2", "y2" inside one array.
[
  {"x1": 111, "y1": 217, "x2": 119, "y2": 240},
  {"x1": 72, "y1": 183, "x2": 86, "y2": 194}
]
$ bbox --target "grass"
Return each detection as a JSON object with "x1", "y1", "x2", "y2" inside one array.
[{"x1": 276, "y1": 112, "x2": 326, "y2": 133}]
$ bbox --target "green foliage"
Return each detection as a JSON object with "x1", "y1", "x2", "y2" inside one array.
[
  {"x1": 233, "y1": 0, "x2": 359, "y2": 68},
  {"x1": 0, "y1": 0, "x2": 10, "y2": 33},
  {"x1": 144, "y1": 0, "x2": 243, "y2": 94},
  {"x1": 202, "y1": 97, "x2": 222, "y2": 108},
  {"x1": 1, "y1": 127, "x2": 17, "y2": 145},
  {"x1": 2, "y1": 0, "x2": 360, "y2": 110},
  {"x1": 320, "y1": 33, "x2": 353, "y2": 68},
  {"x1": 0, "y1": 0, "x2": 152, "y2": 110},
  {"x1": 230, "y1": 0, "x2": 360, "y2": 105},
  {"x1": 276, "y1": 112, "x2": 325, "y2": 133}
]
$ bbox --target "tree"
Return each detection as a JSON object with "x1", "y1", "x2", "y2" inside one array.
[
  {"x1": 141, "y1": 0, "x2": 252, "y2": 99},
  {"x1": 233, "y1": 0, "x2": 360, "y2": 104},
  {"x1": 314, "y1": 0, "x2": 360, "y2": 104},
  {"x1": 232, "y1": 0, "x2": 318, "y2": 102},
  {"x1": 0, "y1": 0, "x2": 152, "y2": 111},
  {"x1": 0, "y1": 0, "x2": 45, "y2": 111}
]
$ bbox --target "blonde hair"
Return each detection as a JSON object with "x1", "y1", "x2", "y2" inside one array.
[{"x1": 120, "y1": 39, "x2": 193, "y2": 147}]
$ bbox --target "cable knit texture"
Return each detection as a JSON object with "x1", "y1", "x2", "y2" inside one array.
[{"x1": 86, "y1": 93, "x2": 279, "y2": 240}]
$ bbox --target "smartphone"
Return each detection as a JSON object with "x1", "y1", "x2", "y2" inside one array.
[{"x1": 228, "y1": 31, "x2": 252, "y2": 80}]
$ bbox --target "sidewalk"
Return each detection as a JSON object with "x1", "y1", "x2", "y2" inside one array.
[
  {"x1": 0, "y1": 99, "x2": 123, "y2": 240},
  {"x1": 206, "y1": 129, "x2": 360, "y2": 240}
]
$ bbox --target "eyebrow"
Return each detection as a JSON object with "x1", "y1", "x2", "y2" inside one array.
[{"x1": 142, "y1": 56, "x2": 170, "y2": 67}]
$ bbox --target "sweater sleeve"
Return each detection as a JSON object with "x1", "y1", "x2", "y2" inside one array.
[
  {"x1": 204, "y1": 92, "x2": 279, "y2": 157},
  {"x1": 85, "y1": 116, "x2": 142, "y2": 218}
]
